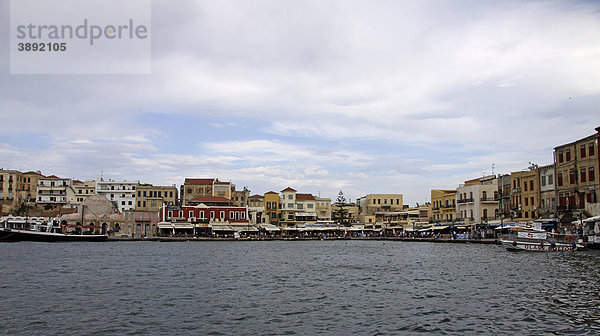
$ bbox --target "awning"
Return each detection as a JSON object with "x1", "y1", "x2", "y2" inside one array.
[
  {"x1": 211, "y1": 224, "x2": 234, "y2": 232},
  {"x1": 432, "y1": 225, "x2": 449, "y2": 230},
  {"x1": 231, "y1": 225, "x2": 258, "y2": 232},
  {"x1": 258, "y1": 224, "x2": 281, "y2": 232}
]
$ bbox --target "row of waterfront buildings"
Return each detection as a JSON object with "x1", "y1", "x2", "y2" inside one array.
[{"x1": 1, "y1": 126, "x2": 599, "y2": 237}]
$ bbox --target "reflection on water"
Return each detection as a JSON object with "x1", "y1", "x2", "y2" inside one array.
[{"x1": 0, "y1": 241, "x2": 599, "y2": 335}]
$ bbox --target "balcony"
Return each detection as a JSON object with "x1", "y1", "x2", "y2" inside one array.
[{"x1": 481, "y1": 197, "x2": 497, "y2": 203}]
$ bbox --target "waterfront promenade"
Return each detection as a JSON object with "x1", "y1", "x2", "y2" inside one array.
[{"x1": 108, "y1": 236, "x2": 499, "y2": 244}]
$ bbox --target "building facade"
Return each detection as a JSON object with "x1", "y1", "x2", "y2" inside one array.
[
  {"x1": 315, "y1": 197, "x2": 332, "y2": 221},
  {"x1": 263, "y1": 191, "x2": 280, "y2": 225},
  {"x1": 37, "y1": 175, "x2": 72, "y2": 205},
  {"x1": 280, "y1": 187, "x2": 297, "y2": 224},
  {"x1": 68, "y1": 180, "x2": 96, "y2": 206},
  {"x1": 430, "y1": 189, "x2": 456, "y2": 223},
  {"x1": 295, "y1": 193, "x2": 317, "y2": 223},
  {"x1": 1, "y1": 169, "x2": 42, "y2": 206},
  {"x1": 554, "y1": 129, "x2": 600, "y2": 216},
  {"x1": 233, "y1": 187, "x2": 250, "y2": 207},
  {"x1": 95, "y1": 179, "x2": 138, "y2": 213},
  {"x1": 357, "y1": 194, "x2": 404, "y2": 224},
  {"x1": 538, "y1": 164, "x2": 556, "y2": 218},
  {"x1": 136, "y1": 184, "x2": 178, "y2": 212},
  {"x1": 180, "y1": 178, "x2": 236, "y2": 206},
  {"x1": 456, "y1": 175, "x2": 498, "y2": 224},
  {"x1": 510, "y1": 168, "x2": 540, "y2": 221}
]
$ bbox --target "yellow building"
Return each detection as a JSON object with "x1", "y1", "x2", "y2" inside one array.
[
  {"x1": 68, "y1": 180, "x2": 96, "y2": 206},
  {"x1": 136, "y1": 184, "x2": 178, "y2": 212},
  {"x1": 180, "y1": 178, "x2": 236, "y2": 205},
  {"x1": 331, "y1": 202, "x2": 359, "y2": 224},
  {"x1": 315, "y1": 197, "x2": 332, "y2": 221},
  {"x1": 510, "y1": 169, "x2": 540, "y2": 221},
  {"x1": 357, "y1": 193, "x2": 403, "y2": 224},
  {"x1": 0, "y1": 169, "x2": 43, "y2": 205},
  {"x1": 263, "y1": 191, "x2": 281, "y2": 225},
  {"x1": 430, "y1": 189, "x2": 456, "y2": 223},
  {"x1": 555, "y1": 129, "x2": 599, "y2": 217}
]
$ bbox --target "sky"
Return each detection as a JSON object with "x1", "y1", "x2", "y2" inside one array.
[{"x1": 1, "y1": 0, "x2": 600, "y2": 206}]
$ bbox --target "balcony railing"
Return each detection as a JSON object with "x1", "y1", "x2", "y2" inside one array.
[{"x1": 481, "y1": 197, "x2": 497, "y2": 203}]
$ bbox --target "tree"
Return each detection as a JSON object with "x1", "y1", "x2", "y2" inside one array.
[{"x1": 333, "y1": 190, "x2": 350, "y2": 226}]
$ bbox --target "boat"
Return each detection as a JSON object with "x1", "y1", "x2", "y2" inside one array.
[
  {"x1": 584, "y1": 216, "x2": 600, "y2": 249},
  {"x1": 0, "y1": 216, "x2": 108, "y2": 242},
  {"x1": 499, "y1": 221, "x2": 583, "y2": 251}
]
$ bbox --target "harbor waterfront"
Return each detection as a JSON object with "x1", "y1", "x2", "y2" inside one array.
[{"x1": 1, "y1": 240, "x2": 599, "y2": 335}]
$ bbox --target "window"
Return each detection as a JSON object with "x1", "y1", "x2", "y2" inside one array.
[
  {"x1": 397, "y1": 199, "x2": 400, "y2": 205},
  {"x1": 200, "y1": 211, "x2": 204, "y2": 219},
  {"x1": 581, "y1": 145, "x2": 587, "y2": 158},
  {"x1": 241, "y1": 212, "x2": 245, "y2": 219},
  {"x1": 531, "y1": 197, "x2": 534, "y2": 206},
  {"x1": 210, "y1": 211, "x2": 215, "y2": 219},
  {"x1": 170, "y1": 191, "x2": 173, "y2": 198},
  {"x1": 307, "y1": 204, "x2": 313, "y2": 208},
  {"x1": 581, "y1": 168, "x2": 587, "y2": 183},
  {"x1": 137, "y1": 201, "x2": 141, "y2": 207},
  {"x1": 590, "y1": 167, "x2": 595, "y2": 181},
  {"x1": 297, "y1": 204, "x2": 304, "y2": 210},
  {"x1": 566, "y1": 148, "x2": 571, "y2": 161},
  {"x1": 121, "y1": 201, "x2": 125, "y2": 205},
  {"x1": 541, "y1": 176, "x2": 546, "y2": 186},
  {"x1": 558, "y1": 151, "x2": 563, "y2": 163},
  {"x1": 168, "y1": 210, "x2": 173, "y2": 218},
  {"x1": 378, "y1": 199, "x2": 381, "y2": 204},
  {"x1": 220, "y1": 211, "x2": 225, "y2": 219},
  {"x1": 158, "y1": 191, "x2": 162, "y2": 197},
  {"x1": 530, "y1": 181, "x2": 534, "y2": 190},
  {"x1": 288, "y1": 195, "x2": 293, "y2": 200},
  {"x1": 143, "y1": 201, "x2": 146, "y2": 207},
  {"x1": 143, "y1": 191, "x2": 147, "y2": 197},
  {"x1": 590, "y1": 143, "x2": 595, "y2": 156},
  {"x1": 267, "y1": 202, "x2": 271, "y2": 210},
  {"x1": 189, "y1": 211, "x2": 194, "y2": 217},
  {"x1": 373, "y1": 199, "x2": 377, "y2": 204},
  {"x1": 569, "y1": 170, "x2": 575, "y2": 184},
  {"x1": 524, "y1": 182, "x2": 528, "y2": 192},
  {"x1": 287, "y1": 203, "x2": 294, "y2": 208},
  {"x1": 525, "y1": 197, "x2": 528, "y2": 206},
  {"x1": 548, "y1": 174, "x2": 553, "y2": 185}
]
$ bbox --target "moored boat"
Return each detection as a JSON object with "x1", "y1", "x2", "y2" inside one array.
[
  {"x1": 0, "y1": 216, "x2": 107, "y2": 242},
  {"x1": 499, "y1": 221, "x2": 583, "y2": 251},
  {"x1": 584, "y1": 216, "x2": 600, "y2": 249}
]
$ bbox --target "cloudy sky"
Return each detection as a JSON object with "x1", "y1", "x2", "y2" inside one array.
[{"x1": 1, "y1": 0, "x2": 600, "y2": 205}]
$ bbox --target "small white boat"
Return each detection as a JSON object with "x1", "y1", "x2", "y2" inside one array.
[{"x1": 499, "y1": 225, "x2": 583, "y2": 251}]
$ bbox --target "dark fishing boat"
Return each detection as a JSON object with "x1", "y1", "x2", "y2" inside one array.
[{"x1": 0, "y1": 215, "x2": 107, "y2": 242}]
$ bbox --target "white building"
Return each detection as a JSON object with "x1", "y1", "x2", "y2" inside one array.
[
  {"x1": 37, "y1": 175, "x2": 72, "y2": 205},
  {"x1": 456, "y1": 175, "x2": 498, "y2": 223},
  {"x1": 96, "y1": 179, "x2": 138, "y2": 213},
  {"x1": 538, "y1": 164, "x2": 556, "y2": 217},
  {"x1": 280, "y1": 187, "x2": 297, "y2": 222}
]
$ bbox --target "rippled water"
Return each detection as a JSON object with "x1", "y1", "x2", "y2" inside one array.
[{"x1": 1, "y1": 240, "x2": 599, "y2": 335}]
